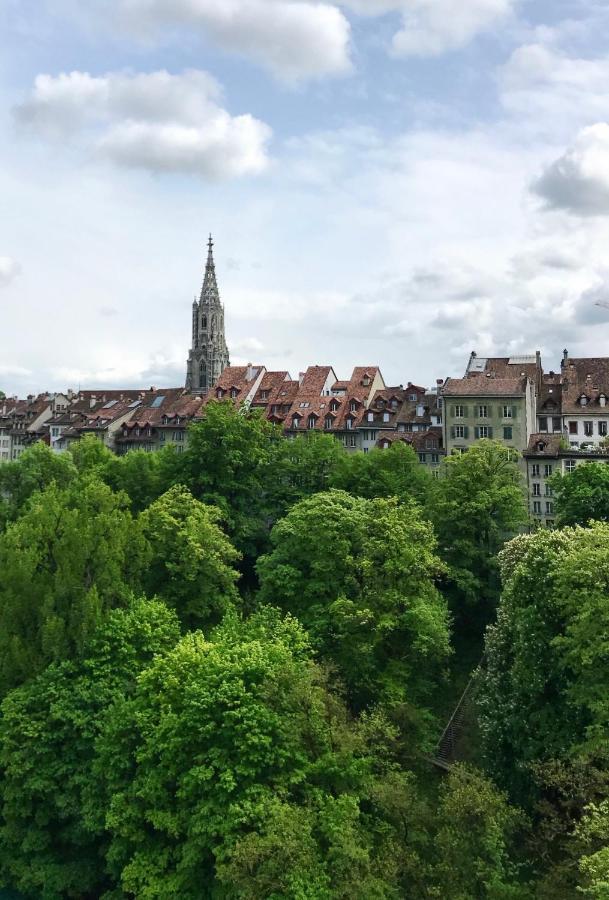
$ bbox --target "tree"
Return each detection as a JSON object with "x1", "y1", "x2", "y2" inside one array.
[
  {"x1": 576, "y1": 801, "x2": 609, "y2": 898},
  {"x1": 180, "y1": 402, "x2": 280, "y2": 563},
  {"x1": 69, "y1": 433, "x2": 115, "y2": 473},
  {"x1": 93, "y1": 610, "x2": 428, "y2": 899},
  {"x1": 330, "y1": 442, "x2": 431, "y2": 505},
  {"x1": 550, "y1": 462, "x2": 609, "y2": 527},
  {"x1": 0, "y1": 441, "x2": 77, "y2": 521},
  {"x1": 269, "y1": 432, "x2": 344, "y2": 515},
  {"x1": 428, "y1": 440, "x2": 527, "y2": 624},
  {"x1": 427, "y1": 765, "x2": 529, "y2": 899},
  {"x1": 139, "y1": 485, "x2": 241, "y2": 630},
  {"x1": 0, "y1": 476, "x2": 149, "y2": 693},
  {"x1": 0, "y1": 599, "x2": 180, "y2": 899},
  {"x1": 478, "y1": 524, "x2": 609, "y2": 801},
  {"x1": 257, "y1": 490, "x2": 450, "y2": 715}
]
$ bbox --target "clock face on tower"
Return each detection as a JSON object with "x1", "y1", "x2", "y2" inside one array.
[{"x1": 186, "y1": 235, "x2": 230, "y2": 393}]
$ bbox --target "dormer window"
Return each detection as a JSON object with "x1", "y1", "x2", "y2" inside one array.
[
  {"x1": 580, "y1": 394, "x2": 588, "y2": 406},
  {"x1": 230, "y1": 388, "x2": 238, "y2": 399},
  {"x1": 346, "y1": 417, "x2": 354, "y2": 430},
  {"x1": 350, "y1": 401, "x2": 357, "y2": 413},
  {"x1": 391, "y1": 399, "x2": 398, "y2": 409},
  {"x1": 536, "y1": 441, "x2": 546, "y2": 452},
  {"x1": 330, "y1": 400, "x2": 339, "y2": 412},
  {"x1": 324, "y1": 416, "x2": 333, "y2": 430},
  {"x1": 217, "y1": 388, "x2": 225, "y2": 399},
  {"x1": 292, "y1": 415, "x2": 301, "y2": 428},
  {"x1": 362, "y1": 376, "x2": 370, "y2": 387},
  {"x1": 307, "y1": 415, "x2": 317, "y2": 430},
  {"x1": 260, "y1": 390, "x2": 269, "y2": 400},
  {"x1": 600, "y1": 393, "x2": 607, "y2": 408},
  {"x1": 383, "y1": 412, "x2": 389, "y2": 423},
  {"x1": 367, "y1": 412, "x2": 374, "y2": 422}
]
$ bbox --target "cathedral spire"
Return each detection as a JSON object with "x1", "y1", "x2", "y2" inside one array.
[
  {"x1": 200, "y1": 233, "x2": 220, "y2": 305},
  {"x1": 186, "y1": 234, "x2": 230, "y2": 393}
]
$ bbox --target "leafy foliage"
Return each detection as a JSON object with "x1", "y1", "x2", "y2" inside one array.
[
  {"x1": 428, "y1": 440, "x2": 527, "y2": 622},
  {"x1": 0, "y1": 476, "x2": 148, "y2": 693},
  {"x1": 0, "y1": 441, "x2": 77, "y2": 522},
  {"x1": 139, "y1": 484, "x2": 241, "y2": 629},
  {"x1": 550, "y1": 461, "x2": 609, "y2": 526},
  {"x1": 0, "y1": 599, "x2": 180, "y2": 899},
  {"x1": 330, "y1": 441, "x2": 432, "y2": 504},
  {"x1": 257, "y1": 490, "x2": 450, "y2": 714}
]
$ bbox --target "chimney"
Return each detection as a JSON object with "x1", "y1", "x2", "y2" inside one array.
[{"x1": 562, "y1": 349, "x2": 568, "y2": 366}]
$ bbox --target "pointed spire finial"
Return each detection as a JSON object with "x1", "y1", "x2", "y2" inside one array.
[{"x1": 200, "y1": 232, "x2": 219, "y2": 304}]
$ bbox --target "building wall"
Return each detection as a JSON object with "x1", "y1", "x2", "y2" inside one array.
[{"x1": 444, "y1": 395, "x2": 529, "y2": 456}]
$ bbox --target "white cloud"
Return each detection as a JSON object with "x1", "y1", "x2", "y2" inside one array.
[
  {"x1": 500, "y1": 44, "x2": 609, "y2": 136},
  {"x1": 390, "y1": 0, "x2": 516, "y2": 58},
  {"x1": 0, "y1": 257, "x2": 21, "y2": 287},
  {"x1": 15, "y1": 69, "x2": 272, "y2": 178},
  {"x1": 120, "y1": 0, "x2": 352, "y2": 81},
  {"x1": 533, "y1": 124, "x2": 609, "y2": 216}
]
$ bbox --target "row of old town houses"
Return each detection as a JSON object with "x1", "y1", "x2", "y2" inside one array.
[{"x1": 3, "y1": 237, "x2": 609, "y2": 529}]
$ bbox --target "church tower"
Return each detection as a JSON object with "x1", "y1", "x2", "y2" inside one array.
[{"x1": 186, "y1": 235, "x2": 230, "y2": 392}]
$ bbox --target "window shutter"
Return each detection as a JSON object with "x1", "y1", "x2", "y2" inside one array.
[
  {"x1": 463, "y1": 405, "x2": 468, "y2": 417},
  {"x1": 511, "y1": 405, "x2": 517, "y2": 418},
  {"x1": 464, "y1": 426, "x2": 469, "y2": 439},
  {"x1": 450, "y1": 406, "x2": 455, "y2": 418},
  {"x1": 450, "y1": 426, "x2": 455, "y2": 438},
  {"x1": 488, "y1": 426, "x2": 494, "y2": 438},
  {"x1": 487, "y1": 406, "x2": 493, "y2": 417},
  {"x1": 474, "y1": 426, "x2": 479, "y2": 439}
]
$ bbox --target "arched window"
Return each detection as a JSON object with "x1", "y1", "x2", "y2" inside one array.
[{"x1": 202, "y1": 315, "x2": 207, "y2": 330}]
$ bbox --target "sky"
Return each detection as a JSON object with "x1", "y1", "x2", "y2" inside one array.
[{"x1": 3, "y1": 0, "x2": 609, "y2": 395}]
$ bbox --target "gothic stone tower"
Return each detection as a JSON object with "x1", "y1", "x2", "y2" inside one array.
[{"x1": 186, "y1": 235, "x2": 230, "y2": 392}]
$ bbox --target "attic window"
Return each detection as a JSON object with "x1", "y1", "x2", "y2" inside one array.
[
  {"x1": 324, "y1": 416, "x2": 333, "y2": 430},
  {"x1": 217, "y1": 389, "x2": 225, "y2": 399},
  {"x1": 330, "y1": 400, "x2": 339, "y2": 412},
  {"x1": 580, "y1": 394, "x2": 588, "y2": 406},
  {"x1": 362, "y1": 376, "x2": 370, "y2": 387},
  {"x1": 350, "y1": 401, "x2": 357, "y2": 412},
  {"x1": 307, "y1": 415, "x2": 317, "y2": 430},
  {"x1": 230, "y1": 388, "x2": 239, "y2": 399},
  {"x1": 260, "y1": 390, "x2": 269, "y2": 400}
]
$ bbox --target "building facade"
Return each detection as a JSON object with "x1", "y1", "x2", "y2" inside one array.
[{"x1": 185, "y1": 236, "x2": 230, "y2": 393}]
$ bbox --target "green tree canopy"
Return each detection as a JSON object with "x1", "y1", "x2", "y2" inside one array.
[
  {"x1": 550, "y1": 461, "x2": 609, "y2": 527},
  {"x1": 479, "y1": 524, "x2": 609, "y2": 800},
  {"x1": 93, "y1": 610, "x2": 424, "y2": 899},
  {"x1": 0, "y1": 599, "x2": 181, "y2": 899},
  {"x1": 269, "y1": 432, "x2": 344, "y2": 515},
  {"x1": 139, "y1": 484, "x2": 241, "y2": 629},
  {"x1": 180, "y1": 401, "x2": 280, "y2": 562},
  {"x1": 257, "y1": 490, "x2": 450, "y2": 714},
  {"x1": 428, "y1": 440, "x2": 527, "y2": 623},
  {"x1": 0, "y1": 476, "x2": 148, "y2": 693},
  {"x1": 330, "y1": 442, "x2": 431, "y2": 505},
  {"x1": 0, "y1": 441, "x2": 77, "y2": 522}
]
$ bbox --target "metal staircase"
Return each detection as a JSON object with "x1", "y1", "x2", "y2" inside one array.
[{"x1": 431, "y1": 669, "x2": 480, "y2": 771}]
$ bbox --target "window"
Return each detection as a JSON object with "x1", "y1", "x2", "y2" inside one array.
[
  {"x1": 260, "y1": 390, "x2": 269, "y2": 400},
  {"x1": 324, "y1": 416, "x2": 333, "y2": 430},
  {"x1": 544, "y1": 464, "x2": 553, "y2": 477},
  {"x1": 538, "y1": 417, "x2": 548, "y2": 432},
  {"x1": 552, "y1": 417, "x2": 562, "y2": 433},
  {"x1": 600, "y1": 421, "x2": 608, "y2": 436},
  {"x1": 455, "y1": 405, "x2": 465, "y2": 418},
  {"x1": 503, "y1": 426, "x2": 513, "y2": 441},
  {"x1": 51, "y1": 427, "x2": 59, "y2": 437},
  {"x1": 569, "y1": 421, "x2": 578, "y2": 434},
  {"x1": 584, "y1": 421, "x2": 593, "y2": 436},
  {"x1": 533, "y1": 501, "x2": 541, "y2": 514},
  {"x1": 391, "y1": 399, "x2": 398, "y2": 409},
  {"x1": 478, "y1": 405, "x2": 488, "y2": 418},
  {"x1": 419, "y1": 453, "x2": 426, "y2": 463},
  {"x1": 292, "y1": 416, "x2": 300, "y2": 429},
  {"x1": 503, "y1": 405, "x2": 513, "y2": 418},
  {"x1": 533, "y1": 483, "x2": 541, "y2": 496},
  {"x1": 545, "y1": 484, "x2": 553, "y2": 497},
  {"x1": 350, "y1": 401, "x2": 357, "y2": 412},
  {"x1": 367, "y1": 412, "x2": 374, "y2": 422},
  {"x1": 546, "y1": 502, "x2": 554, "y2": 514},
  {"x1": 431, "y1": 453, "x2": 439, "y2": 464},
  {"x1": 307, "y1": 415, "x2": 316, "y2": 430},
  {"x1": 477, "y1": 426, "x2": 491, "y2": 438},
  {"x1": 565, "y1": 459, "x2": 576, "y2": 473},
  {"x1": 383, "y1": 412, "x2": 389, "y2": 422},
  {"x1": 348, "y1": 435, "x2": 357, "y2": 448},
  {"x1": 455, "y1": 425, "x2": 465, "y2": 438},
  {"x1": 299, "y1": 402, "x2": 310, "y2": 409},
  {"x1": 531, "y1": 463, "x2": 540, "y2": 476},
  {"x1": 580, "y1": 394, "x2": 588, "y2": 406},
  {"x1": 159, "y1": 432, "x2": 166, "y2": 441}
]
